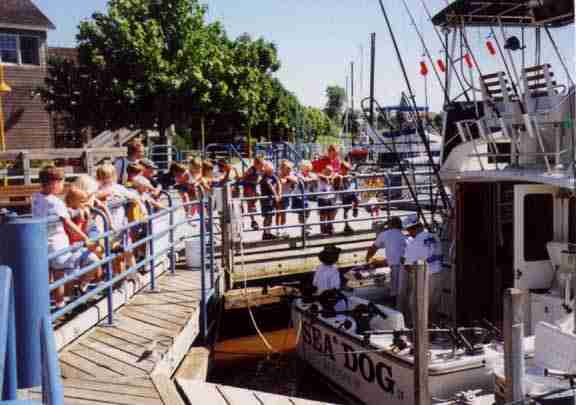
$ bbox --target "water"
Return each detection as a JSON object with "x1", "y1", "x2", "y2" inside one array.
[{"x1": 208, "y1": 308, "x2": 350, "y2": 404}]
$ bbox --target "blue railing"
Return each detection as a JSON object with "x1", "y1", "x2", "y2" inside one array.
[
  {"x1": 205, "y1": 143, "x2": 249, "y2": 175},
  {"x1": 0, "y1": 266, "x2": 63, "y2": 404},
  {"x1": 46, "y1": 190, "x2": 220, "y2": 340}
]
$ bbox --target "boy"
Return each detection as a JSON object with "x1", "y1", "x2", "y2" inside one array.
[
  {"x1": 259, "y1": 161, "x2": 281, "y2": 240},
  {"x1": 317, "y1": 165, "x2": 337, "y2": 235},
  {"x1": 241, "y1": 156, "x2": 264, "y2": 231},
  {"x1": 277, "y1": 160, "x2": 298, "y2": 238},
  {"x1": 292, "y1": 160, "x2": 316, "y2": 233},
  {"x1": 336, "y1": 162, "x2": 359, "y2": 235},
  {"x1": 32, "y1": 166, "x2": 99, "y2": 308}
]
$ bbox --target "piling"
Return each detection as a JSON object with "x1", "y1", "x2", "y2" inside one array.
[
  {"x1": 0, "y1": 215, "x2": 50, "y2": 389},
  {"x1": 413, "y1": 262, "x2": 430, "y2": 405},
  {"x1": 503, "y1": 288, "x2": 525, "y2": 403}
]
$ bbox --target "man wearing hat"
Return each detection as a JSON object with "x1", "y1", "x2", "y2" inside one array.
[
  {"x1": 365, "y1": 216, "x2": 407, "y2": 310},
  {"x1": 402, "y1": 214, "x2": 444, "y2": 325}
]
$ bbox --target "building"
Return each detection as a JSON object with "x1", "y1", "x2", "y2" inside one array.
[{"x1": 0, "y1": 0, "x2": 55, "y2": 150}]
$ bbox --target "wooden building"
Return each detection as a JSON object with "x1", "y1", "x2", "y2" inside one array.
[{"x1": 0, "y1": 0, "x2": 55, "y2": 150}]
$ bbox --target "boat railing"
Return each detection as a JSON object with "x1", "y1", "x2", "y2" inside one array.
[{"x1": 0, "y1": 266, "x2": 64, "y2": 404}]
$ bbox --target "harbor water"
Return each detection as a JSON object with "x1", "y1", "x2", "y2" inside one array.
[{"x1": 208, "y1": 307, "x2": 349, "y2": 404}]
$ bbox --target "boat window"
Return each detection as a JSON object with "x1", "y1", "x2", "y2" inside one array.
[{"x1": 524, "y1": 194, "x2": 554, "y2": 262}]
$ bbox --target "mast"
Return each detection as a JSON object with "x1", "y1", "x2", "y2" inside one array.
[{"x1": 369, "y1": 32, "x2": 376, "y2": 127}]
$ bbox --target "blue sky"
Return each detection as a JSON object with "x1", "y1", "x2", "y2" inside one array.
[{"x1": 36, "y1": 0, "x2": 574, "y2": 112}]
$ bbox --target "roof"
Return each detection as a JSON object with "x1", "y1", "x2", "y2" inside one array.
[
  {"x1": 0, "y1": 0, "x2": 55, "y2": 30},
  {"x1": 432, "y1": 0, "x2": 574, "y2": 28}
]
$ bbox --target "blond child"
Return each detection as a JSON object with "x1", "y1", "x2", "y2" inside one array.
[
  {"x1": 316, "y1": 165, "x2": 337, "y2": 235},
  {"x1": 277, "y1": 160, "x2": 298, "y2": 238},
  {"x1": 293, "y1": 160, "x2": 316, "y2": 229},
  {"x1": 32, "y1": 166, "x2": 99, "y2": 308}
]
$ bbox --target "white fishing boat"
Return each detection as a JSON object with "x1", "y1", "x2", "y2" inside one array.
[{"x1": 292, "y1": 295, "x2": 507, "y2": 405}]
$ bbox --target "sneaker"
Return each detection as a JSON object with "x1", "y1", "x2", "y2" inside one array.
[
  {"x1": 343, "y1": 225, "x2": 355, "y2": 235},
  {"x1": 352, "y1": 207, "x2": 359, "y2": 218},
  {"x1": 251, "y1": 221, "x2": 259, "y2": 231},
  {"x1": 262, "y1": 233, "x2": 277, "y2": 241}
]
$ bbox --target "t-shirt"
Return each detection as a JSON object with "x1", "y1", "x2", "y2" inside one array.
[
  {"x1": 31, "y1": 193, "x2": 70, "y2": 254},
  {"x1": 404, "y1": 230, "x2": 443, "y2": 274},
  {"x1": 114, "y1": 157, "x2": 139, "y2": 184},
  {"x1": 99, "y1": 183, "x2": 139, "y2": 230},
  {"x1": 317, "y1": 177, "x2": 335, "y2": 200},
  {"x1": 313, "y1": 263, "x2": 341, "y2": 293},
  {"x1": 374, "y1": 228, "x2": 407, "y2": 266}
]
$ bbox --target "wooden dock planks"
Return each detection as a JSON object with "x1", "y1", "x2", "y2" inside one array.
[
  {"x1": 177, "y1": 380, "x2": 339, "y2": 405},
  {"x1": 57, "y1": 269, "x2": 202, "y2": 404}
]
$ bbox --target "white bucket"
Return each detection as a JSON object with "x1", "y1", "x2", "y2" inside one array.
[{"x1": 185, "y1": 238, "x2": 202, "y2": 270}]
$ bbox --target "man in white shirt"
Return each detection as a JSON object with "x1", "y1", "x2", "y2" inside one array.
[
  {"x1": 403, "y1": 214, "x2": 444, "y2": 325},
  {"x1": 365, "y1": 216, "x2": 407, "y2": 309}
]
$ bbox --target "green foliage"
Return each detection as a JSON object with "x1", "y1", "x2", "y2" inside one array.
[
  {"x1": 39, "y1": 0, "x2": 327, "y2": 145},
  {"x1": 323, "y1": 85, "x2": 346, "y2": 124},
  {"x1": 303, "y1": 106, "x2": 339, "y2": 143}
]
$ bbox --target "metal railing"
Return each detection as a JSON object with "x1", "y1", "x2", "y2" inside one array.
[{"x1": 46, "y1": 191, "x2": 220, "y2": 341}]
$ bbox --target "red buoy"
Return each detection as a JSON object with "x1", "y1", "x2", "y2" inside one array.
[
  {"x1": 437, "y1": 59, "x2": 446, "y2": 73},
  {"x1": 464, "y1": 53, "x2": 473, "y2": 68},
  {"x1": 486, "y1": 40, "x2": 496, "y2": 55},
  {"x1": 420, "y1": 61, "x2": 429, "y2": 76}
]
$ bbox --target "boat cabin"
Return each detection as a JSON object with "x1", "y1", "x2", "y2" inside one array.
[{"x1": 431, "y1": 0, "x2": 575, "y2": 332}]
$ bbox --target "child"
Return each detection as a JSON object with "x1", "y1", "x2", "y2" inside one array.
[
  {"x1": 32, "y1": 166, "x2": 99, "y2": 309},
  {"x1": 312, "y1": 245, "x2": 347, "y2": 313},
  {"x1": 337, "y1": 162, "x2": 359, "y2": 235},
  {"x1": 96, "y1": 163, "x2": 138, "y2": 277},
  {"x1": 292, "y1": 160, "x2": 316, "y2": 232},
  {"x1": 124, "y1": 162, "x2": 144, "y2": 188},
  {"x1": 241, "y1": 156, "x2": 264, "y2": 230},
  {"x1": 317, "y1": 165, "x2": 337, "y2": 235},
  {"x1": 277, "y1": 160, "x2": 298, "y2": 238},
  {"x1": 64, "y1": 187, "x2": 103, "y2": 288},
  {"x1": 259, "y1": 161, "x2": 281, "y2": 240}
]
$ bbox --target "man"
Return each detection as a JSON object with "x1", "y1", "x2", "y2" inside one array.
[
  {"x1": 402, "y1": 214, "x2": 444, "y2": 325},
  {"x1": 115, "y1": 139, "x2": 145, "y2": 184},
  {"x1": 366, "y1": 216, "x2": 407, "y2": 309}
]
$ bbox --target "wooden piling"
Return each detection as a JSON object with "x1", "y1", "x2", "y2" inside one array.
[
  {"x1": 414, "y1": 262, "x2": 430, "y2": 405},
  {"x1": 503, "y1": 288, "x2": 525, "y2": 403}
]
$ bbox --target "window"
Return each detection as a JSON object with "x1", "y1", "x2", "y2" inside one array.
[
  {"x1": 0, "y1": 34, "x2": 18, "y2": 64},
  {"x1": 20, "y1": 36, "x2": 39, "y2": 65},
  {"x1": 524, "y1": 193, "x2": 554, "y2": 261},
  {"x1": 0, "y1": 33, "x2": 40, "y2": 65}
]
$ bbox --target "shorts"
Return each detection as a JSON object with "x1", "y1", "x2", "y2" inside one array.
[
  {"x1": 317, "y1": 198, "x2": 336, "y2": 214},
  {"x1": 50, "y1": 247, "x2": 99, "y2": 275},
  {"x1": 341, "y1": 193, "x2": 359, "y2": 209},
  {"x1": 261, "y1": 196, "x2": 276, "y2": 217},
  {"x1": 291, "y1": 197, "x2": 308, "y2": 210},
  {"x1": 278, "y1": 197, "x2": 290, "y2": 211}
]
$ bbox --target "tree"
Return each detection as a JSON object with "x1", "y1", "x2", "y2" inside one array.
[{"x1": 323, "y1": 85, "x2": 346, "y2": 124}]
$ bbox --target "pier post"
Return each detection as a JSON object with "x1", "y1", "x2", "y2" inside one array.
[
  {"x1": 0, "y1": 214, "x2": 50, "y2": 389},
  {"x1": 503, "y1": 288, "x2": 525, "y2": 403},
  {"x1": 413, "y1": 262, "x2": 430, "y2": 405},
  {"x1": 220, "y1": 182, "x2": 233, "y2": 290}
]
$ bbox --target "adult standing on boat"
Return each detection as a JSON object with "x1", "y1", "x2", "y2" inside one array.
[
  {"x1": 402, "y1": 214, "x2": 444, "y2": 325},
  {"x1": 365, "y1": 216, "x2": 407, "y2": 310}
]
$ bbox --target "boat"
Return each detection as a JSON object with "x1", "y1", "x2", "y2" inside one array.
[
  {"x1": 294, "y1": 0, "x2": 575, "y2": 402},
  {"x1": 292, "y1": 295, "x2": 507, "y2": 405}
]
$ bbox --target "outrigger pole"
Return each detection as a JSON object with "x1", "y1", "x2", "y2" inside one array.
[
  {"x1": 418, "y1": 0, "x2": 471, "y2": 104},
  {"x1": 376, "y1": 0, "x2": 452, "y2": 214}
]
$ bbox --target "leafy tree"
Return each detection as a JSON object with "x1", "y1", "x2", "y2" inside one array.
[{"x1": 323, "y1": 85, "x2": 346, "y2": 124}]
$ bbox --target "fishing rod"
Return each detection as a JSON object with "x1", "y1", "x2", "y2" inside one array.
[{"x1": 376, "y1": 0, "x2": 452, "y2": 213}]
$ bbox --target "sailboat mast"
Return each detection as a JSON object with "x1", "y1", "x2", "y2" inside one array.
[{"x1": 369, "y1": 32, "x2": 376, "y2": 127}]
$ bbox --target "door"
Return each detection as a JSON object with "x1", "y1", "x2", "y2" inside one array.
[{"x1": 514, "y1": 185, "x2": 556, "y2": 290}]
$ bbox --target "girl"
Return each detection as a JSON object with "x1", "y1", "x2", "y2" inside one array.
[{"x1": 293, "y1": 160, "x2": 316, "y2": 233}]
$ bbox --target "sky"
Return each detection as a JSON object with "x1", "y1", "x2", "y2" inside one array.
[{"x1": 35, "y1": 0, "x2": 575, "y2": 113}]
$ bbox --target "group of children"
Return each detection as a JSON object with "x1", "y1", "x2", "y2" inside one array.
[
  {"x1": 241, "y1": 156, "x2": 363, "y2": 240},
  {"x1": 34, "y1": 157, "x2": 166, "y2": 309}
]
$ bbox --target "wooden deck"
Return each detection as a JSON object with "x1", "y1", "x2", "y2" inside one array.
[
  {"x1": 30, "y1": 269, "x2": 203, "y2": 405},
  {"x1": 177, "y1": 380, "x2": 339, "y2": 405}
]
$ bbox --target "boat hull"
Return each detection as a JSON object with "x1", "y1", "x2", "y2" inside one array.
[{"x1": 292, "y1": 302, "x2": 494, "y2": 405}]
